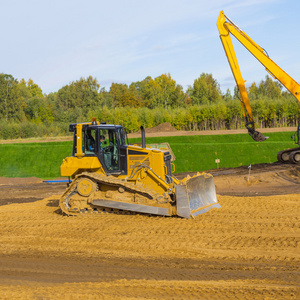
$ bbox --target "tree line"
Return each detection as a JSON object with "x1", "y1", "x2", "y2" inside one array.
[{"x1": 0, "y1": 72, "x2": 299, "y2": 139}]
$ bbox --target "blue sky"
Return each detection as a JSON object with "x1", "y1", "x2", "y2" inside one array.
[{"x1": 1, "y1": 0, "x2": 299, "y2": 95}]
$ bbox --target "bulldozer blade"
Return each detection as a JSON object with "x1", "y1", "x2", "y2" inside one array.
[{"x1": 176, "y1": 174, "x2": 220, "y2": 219}]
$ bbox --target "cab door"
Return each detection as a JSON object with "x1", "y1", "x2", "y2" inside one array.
[
  {"x1": 95, "y1": 127, "x2": 128, "y2": 175},
  {"x1": 117, "y1": 127, "x2": 128, "y2": 175}
]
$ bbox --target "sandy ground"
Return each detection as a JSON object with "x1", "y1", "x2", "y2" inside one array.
[
  {"x1": 0, "y1": 162, "x2": 299, "y2": 299},
  {"x1": 0, "y1": 126, "x2": 299, "y2": 299}
]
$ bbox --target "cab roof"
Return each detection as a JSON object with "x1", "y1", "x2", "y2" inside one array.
[{"x1": 69, "y1": 123, "x2": 124, "y2": 132}]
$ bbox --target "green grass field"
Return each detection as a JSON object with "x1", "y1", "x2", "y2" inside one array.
[{"x1": 0, "y1": 131, "x2": 297, "y2": 178}]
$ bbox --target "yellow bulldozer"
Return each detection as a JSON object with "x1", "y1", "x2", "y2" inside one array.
[{"x1": 59, "y1": 118, "x2": 220, "y2": 218}]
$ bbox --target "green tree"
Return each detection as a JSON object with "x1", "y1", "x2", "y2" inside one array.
[
  {"x1": 154, "y1": 73, "x2": 186, "y2": 109},
  {"x1": 99, "y1": 87, "x2": 113, "y2": 108},
  {"x1": 55, "y1": 76, "x2": 101, "y2": 114},
  {"x1": 129, "y1": 77, "x2": 150, "y2": 107},
  {"x1": 18, "y1": 78, "x2": 43, "y2": 99},
  {"x1": 128, "y1": 82, "x2": 143, "y2": 104},
  {"x1": 223, "y1": 88, "x2": 233, "y2": 101},
  {"x1": 225, "y1": 100, "x2": 243, "y2": 129},
  {"x1": 188, "y1": 73, "x2": 222, "y2": 105},
  {"x1": 258, "y1": 75, "x2": 282, "y2": 99},
  {"x1": 247, "y1": 82, "x2": 259, "y2": 100},
  {"x1": 118, "y1": 91, "x2": 140, "y2": 107},
  {"x1": 0, "y1": 73, "x2": 24, "y2": 121},
  {"x1": 25, "y1": 97, "x2": 54, "y2": 123},
  {"x1": 142, "y1": 77, "x2": 163, "y2": 108},
  {"x1": 109, "y1": 83, "x2": 128, "y2": 108}
]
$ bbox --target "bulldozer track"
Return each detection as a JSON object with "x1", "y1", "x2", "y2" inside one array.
[{"x1": 59, "y1": 172, "x2": 167, "y2": 215}]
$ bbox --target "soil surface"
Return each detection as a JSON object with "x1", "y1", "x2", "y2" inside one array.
[
  {"x1": 0, "y1": 126, "x2": 299, "y2": 299},
  {"x1": 0, "y1": 162, "x2": 299, "y2": 299}
]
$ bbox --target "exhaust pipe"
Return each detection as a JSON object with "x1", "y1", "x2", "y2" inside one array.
[{"x1": 140, "y1": 126, "x2": 146, "y2": 148}]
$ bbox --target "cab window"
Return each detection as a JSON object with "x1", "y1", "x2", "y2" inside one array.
[
  {"x1": 118, "y1": 128, "x2": 128, "y2": 146},
  {"x1": 99, "y1": 129, "x2": 119, "y2": 171},
  {"x1": 83, "y1": 129, "x2": 96, "y2": 155}
]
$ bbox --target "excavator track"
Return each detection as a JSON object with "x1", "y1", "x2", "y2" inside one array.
[
  {"x1": 59, "y1": 172, "x2": 174, "y2": 216},
  {"x1": 277, "y1": 146, "x2": 300, "y2": 164}
]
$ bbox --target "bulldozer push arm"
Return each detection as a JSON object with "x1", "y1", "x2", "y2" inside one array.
[{"x1": 216, "y1": 10, "x2": 300, "y2": 142}]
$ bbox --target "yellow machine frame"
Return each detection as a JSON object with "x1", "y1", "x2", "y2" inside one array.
[{"x1": 59, "y1": 120, "x2": 221, "y2": 218}]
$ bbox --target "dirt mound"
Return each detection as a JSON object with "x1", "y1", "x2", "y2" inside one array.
[
  {"x1": 175, "y1": 162, "x2": 300, "y2": 197},
  {"x1": 148, "y1": 122, "x2": 177, "y2": 133},
  {"x1": 137, "y1": 122, "x2": 177, "y2": 134}
]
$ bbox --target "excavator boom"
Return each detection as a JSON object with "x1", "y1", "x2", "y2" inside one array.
[
  {"x1": 217, "y1": 11, "x2": 300, "y2": 142},
  {"x1": 217, "y1": 11, "x2": 300, "y2": 103},
  {"x1": 217, "y1": 11, "x2": 300, "y2": 163}
]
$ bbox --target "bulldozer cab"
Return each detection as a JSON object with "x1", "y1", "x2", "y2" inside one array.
[{"x1": 72, "y1": 123, "x2": 129, "y2": 175}]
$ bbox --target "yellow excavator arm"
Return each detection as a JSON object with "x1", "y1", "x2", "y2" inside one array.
[{"x1": 216, "y1": 10, "x2": 300, "y2": 141}]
